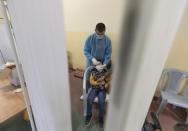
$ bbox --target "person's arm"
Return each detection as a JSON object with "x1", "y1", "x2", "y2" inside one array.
[
  {"x1": 103, "y1": 39, "x2": 112, "y2": 65},
  {"x1": 84, "y1": 36, "x2": 94, "y2": 60},
  {"x1": 96, "y1": 76, "x2": 105, "y2": 82},
  {"x1": 105, "y1": 77, "x2": 111, "y2": 82},
  {"x1": 105, "y1": 68, "x2": 112, "y2": 78},
  {"x1": 90, "y1": 73, "x2": 100, "y2": 85},
  {"x1": 105, "y1": 83, "x2": 109, "y2": 89},
  {"x1": 105, "y1": 77, "x2": 111, "y2": 89},
  {"x1": 90, "y1": 73, "x2": 104, "y2": 86}
]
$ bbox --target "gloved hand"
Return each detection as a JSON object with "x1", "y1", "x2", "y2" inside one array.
[
  {"x1": 92, "y1": 58, "x2": 100, "y2": 65},
  {"x1": 96, "y1": 64, "x2": 106, "y2": 72}
]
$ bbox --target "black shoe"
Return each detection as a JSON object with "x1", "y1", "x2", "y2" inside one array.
[
  {"x1": 99, "y1": 117, "x2": 104, "y2": 129},
  {"x1": 85, "y1": 115, "x2": 92, "y2": 126}
]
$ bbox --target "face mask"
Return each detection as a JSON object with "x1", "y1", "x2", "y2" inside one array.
[{"x1": 96, "y1": 34, "x2": 104, "y2": 39}]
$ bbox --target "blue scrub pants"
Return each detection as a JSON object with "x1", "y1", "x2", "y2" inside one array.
[{"x1": 86, "y1": 89, "x2": 106, "y2": 118}]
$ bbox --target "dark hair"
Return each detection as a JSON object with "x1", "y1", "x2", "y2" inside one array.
[
  {"x1": 106, "y1": 60, "x2": 112, "y2": 69},
  {"x1": 96, "y1": 23, "x2": 105, "y2": 32}
]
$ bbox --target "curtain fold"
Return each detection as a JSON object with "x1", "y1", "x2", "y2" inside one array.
[{"x1": 6, "y1": 0, "x2": 72, "y2": 130}]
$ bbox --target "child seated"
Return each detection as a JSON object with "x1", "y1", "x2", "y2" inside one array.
[{"x1": 85, "y1": 63, "x2": 111, "y2": 129}]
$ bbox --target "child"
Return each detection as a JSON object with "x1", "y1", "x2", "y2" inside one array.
[{"x1": 85, "y1": 63, "x2": 111, "y2": 129}]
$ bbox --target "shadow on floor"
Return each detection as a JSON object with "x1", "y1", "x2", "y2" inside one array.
[
  {"x1": 0, "y1": 112, "x2": 32, "y2": 131},
  {"x1": 0, "y1": 110, "x2": 101, "y2": 131},
  {"x1": 72, "y1": 110, "x2": 102, "y2": 131}
]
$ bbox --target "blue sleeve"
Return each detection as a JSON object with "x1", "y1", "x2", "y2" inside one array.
[
  {"x1": 84, "y1": 36, "x2": 94, "y2": 60},
  {"x1": 104, "y1": 39, "x2": 112, "y2": 65}
]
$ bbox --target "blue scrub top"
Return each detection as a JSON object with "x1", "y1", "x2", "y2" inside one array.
[
  {"x1": 84, "y1": 33, "x2": 112, "y2": 68},
  {"x1": 84, "y1": 33, "x2": 112, "y2": 81}
]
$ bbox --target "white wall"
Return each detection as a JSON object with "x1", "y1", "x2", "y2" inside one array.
[
  {"x1": 0, "y1": 8, "x2": 14, "y2": 63},
  {"x1": 177, "y1": 6, "x2": 188, "y2": 35},
  {"x1": 0, "y1": 24, "x2": 14, "y2": 62},
  {"x1": 0, "y1": 48, "x2": 4, "y2": 64},
  {"x1": 63, "y1": 0, "x2": 125, "y2": 33}
]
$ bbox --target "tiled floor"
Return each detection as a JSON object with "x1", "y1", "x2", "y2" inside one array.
[
  {"x1": 0, "y1": 79, "x2": 26, "y2": 123},
  {"x1": 69, "y1": 70, "x2": 187, "y2": 131}
]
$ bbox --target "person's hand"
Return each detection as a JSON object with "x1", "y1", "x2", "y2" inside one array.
[
  {"x1": 92, "y1": 58, "x2": 100, "y2": 65},
  {"x1": 96, "y1": 64, "x2": 106, "y2": 71},
  {"x1": 109, "y1": 81, "x2": 112, "y2": 85},
  {"x1": 97, "y1": 76, "x2": 105, "y2": 82},
  {"x1": 99, "y1": 81, "x2": 105, "y2": 85}
]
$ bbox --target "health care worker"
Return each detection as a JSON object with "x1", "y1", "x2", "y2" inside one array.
[{"x1": 84, "y1": 23, "x2": 112, "y2": 93}]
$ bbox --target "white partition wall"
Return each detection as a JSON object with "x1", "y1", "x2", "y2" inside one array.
[
  {"x1": 2, "y1": 0, "x2": 187, "y2": 130},
  {"x1": 0, "y1": 11, "x2": 14, "y2": 63},
  {"x1": 105, "y1": 0, "x2": 187, "y2": 131},
  {"x1": 5, "y1": 0, "x2": 72, "y2": 131}
]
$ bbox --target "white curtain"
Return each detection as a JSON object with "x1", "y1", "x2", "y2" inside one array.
[
  {"x1": 0, "y1": 20, "x2": 14, "y2": 63},
  {"x1": 105, "y1": 0, "x2": 187, "y2": 131},
  {"x1": 6, "y1": 0, "x2": 72, "y2": 131},
  {"x1": 4, "y1": 0, "x2": 187, "y2": 130},
  {"x1": 0, "y1": 49, "x2": 5, "y2": 65}
]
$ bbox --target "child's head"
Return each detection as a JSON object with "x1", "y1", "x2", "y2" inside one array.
[{"x1": 97, "y1": 60, "x2": 103, "y2": 65}]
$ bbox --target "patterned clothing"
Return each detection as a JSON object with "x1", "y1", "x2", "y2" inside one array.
[{"x1": 90, "y1": 68, "x2": 110, "y2": 90}]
